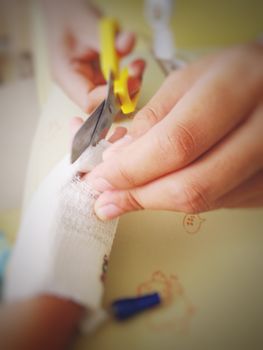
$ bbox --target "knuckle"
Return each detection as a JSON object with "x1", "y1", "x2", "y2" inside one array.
[
  {"x1": 154, "y1": 133, "x2": 176, "y2": 165},
  {"x1": 156, "y1": 123, "x2": 196, "y2": 166},
  {"x1": 175, "y1": 123, "x2": 196, "y2": 163},
  {"x1": 117, "y1": 159, "x2": 137, "y2": 187},
  {"x1": 179, "y1": 180, "x2": 211, "y2": 213},
  {"x1": 131, "y1": 106, "x2": 161, "y2": 136},
  {"x1": 135, "y1": 106, "x2": 160, "y2": 127}
]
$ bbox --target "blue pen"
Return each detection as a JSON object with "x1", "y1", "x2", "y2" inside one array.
[
  {"x1": 112, "y1": 292, "x2": 161, "y2": 320},
  {"x1": 82, "y1": 292, "x2": 162, "y2": 333}
]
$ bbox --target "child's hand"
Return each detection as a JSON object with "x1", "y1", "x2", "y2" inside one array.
[{"x1": 86, "y1": 44, "x2": 263, "y2": 220}]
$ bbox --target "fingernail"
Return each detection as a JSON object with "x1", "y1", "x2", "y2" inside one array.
[
  {"x1": 91, "y1": 177, "x2": 114, "y2": 192},
  {"x1": 111, "y1": 134, "x2": 133, "y2": 148},
  {"x1": 95, "y1": 203, "x2": 122, "y2": 221}
]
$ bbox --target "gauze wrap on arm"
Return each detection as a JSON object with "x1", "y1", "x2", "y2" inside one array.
[{"x1": 4, "y1": 140, "x2": 118, "y2": 310}]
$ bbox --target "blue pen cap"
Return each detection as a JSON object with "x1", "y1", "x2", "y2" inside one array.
[{"x1": 111, "y1": 292, "x2": 161, "y2": 320}]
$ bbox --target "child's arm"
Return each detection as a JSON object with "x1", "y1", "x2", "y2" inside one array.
[{"x1": 1, "y1": 295, "x2": 84, "y2": 350}]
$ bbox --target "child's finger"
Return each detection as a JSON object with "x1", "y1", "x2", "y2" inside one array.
[{"x1": 107, "y1": 127, "x2": 127, "y2": 143}]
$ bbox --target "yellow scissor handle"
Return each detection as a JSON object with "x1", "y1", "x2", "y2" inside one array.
[{"x1": 99, "y1": 17, "x2": 139, "y2": 114}]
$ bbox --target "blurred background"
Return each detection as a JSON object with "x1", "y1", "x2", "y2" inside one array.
[{"x1": 0, "y1": 0, "x2": 38, "y2": 242}]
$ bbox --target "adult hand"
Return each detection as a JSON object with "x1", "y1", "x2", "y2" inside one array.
[
  {"x1": 85, "y1": 43, "x2": 263, "y2": 220},
  {"x1": 43, "y1": 0, "x2": 145, "y2": 113}
]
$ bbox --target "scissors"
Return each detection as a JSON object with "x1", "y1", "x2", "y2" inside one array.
[{"x1": 71, "y1": 18, "x2": 140, "y2": 163}]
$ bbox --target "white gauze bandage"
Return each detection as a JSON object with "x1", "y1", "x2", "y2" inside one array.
[{"x1": 4, "y1": 140, "x2": 118, "y2": 310}]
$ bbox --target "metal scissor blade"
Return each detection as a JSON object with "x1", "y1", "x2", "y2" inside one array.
[
  {"x1": 71, "y1": 100, "x2": 105, "y2": 163},
  {"x1": 71, "y1": 72, "x2": 119, "y2": 163},
  {"x1": 91, "y1": 72, "x2": 119, "y2": 144}
]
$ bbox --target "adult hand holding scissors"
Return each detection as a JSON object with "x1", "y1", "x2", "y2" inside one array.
[{"x1": 86, "y1": 44, "x2": 263, "y2": 219}]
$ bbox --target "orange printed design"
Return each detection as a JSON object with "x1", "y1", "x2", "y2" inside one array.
[
  {"x1": 100, "y1": 254, "x2": 109, "y2": 283},
  {"x1": 137, "y1": 271, "x2": 195, "y2": 332},
  {"x1": 183, "y1": 214, "x2": 205, "y2": 234}
]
